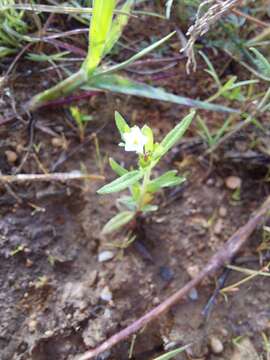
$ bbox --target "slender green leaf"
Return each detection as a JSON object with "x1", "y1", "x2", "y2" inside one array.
[
  {"x1": 95, "y1": 31, "x2": 176, "y2": 76},
  {"x1": 196, "y1": 115, "x2": 213, "y2": 146},
  {"x1": 84, "y1": 0, "x2": 116, "y2": 73},
  {"x1": 84, "y1": 74, "x2": 237, "y2": 113},
  {"x1": 117, "y1": 196, "x2": 137, "y2": 211},
  {"x1": 155, "y1": 111, "x2": 195, "y2": 158},
  {"x1": 153, "y1": 344, "x2": 191, "y2": 360},
  {"x1": 141, "y1": 204, "x2": 158, "y2": 213},
  {"x1": 250, "y1": 47, "x2": 270, "y2": 77},
  {"x1": 200, "y1": 51, "x2": 221, "y2": 87},
  {"x1": 0, "y1": 46, "x2": 16, "y2": 57},
  {"x1": 109, "y1": 157, "x2": 128, "y2": 176},
  {"x1": 115, "y1": 111, "x2": 130, "y2": 136},
  {"x1": 97, "y1": 170, "x2": 143, "y2": 194},
  {"x1": 147, "y1": 170, "x2": 185, "y2": 193},
  {"x1": 103, "y1": 0, "x2": 133, "y2": 56},
  {"x1": 102, "y1": 211, "x2": 135, "y2": 234}
]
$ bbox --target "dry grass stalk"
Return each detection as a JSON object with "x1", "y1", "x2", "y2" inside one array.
[{"x1": 182, "y1": 0, "x2": 242, "y2": 73}]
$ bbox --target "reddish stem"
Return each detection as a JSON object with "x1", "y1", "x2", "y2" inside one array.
[{"x1": 77, "y1": 196, "x2": 270, "y2": 360}]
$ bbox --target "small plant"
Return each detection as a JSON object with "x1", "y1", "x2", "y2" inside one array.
[
  {"x1": 70, "y1": 106, "x2": 93, "y2": 142},
  {"x1": 97, "y1": 110, "x2": 195, "y2": 234}
]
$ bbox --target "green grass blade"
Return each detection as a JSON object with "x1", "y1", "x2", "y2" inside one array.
[
  {"x1": 153, "y1": 344, "x2": 191, "y2": 360},
  {"x1": 84, "y1": 74, "x2": 237, "y2": 112},
  {"x1": 103, "y1": 0, "x2": 133, "y2": 57},
  {"x1": 84, "y1": 0, "x2": 116, "y2": 74},
  {"x1": 95, "y1": 31, "x2": 176, "y2": 76}
]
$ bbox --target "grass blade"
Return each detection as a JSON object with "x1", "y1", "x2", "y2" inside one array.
[
  {"x1": 84, "y1": 74, "x2": 237, "y2": 112},
  {"x1": 84, "y1": 0, "x2": 116, "y2": 74},
  {"x1": 153, "y1": 344, "x2": 191, "y2": 360},
  {"x1": 95, "y1": 31, "x2": 176, "y2": 76},
  {"x1": 103, "y1": 0, "x2": 133, "y2": 57}
]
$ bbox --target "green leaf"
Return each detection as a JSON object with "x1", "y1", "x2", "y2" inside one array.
[
  {"x1": 117, "y1": 196, "x2": 137, "y2": 211},
  {"x1": 96, "y1": 31, "x2": 176, "y2": 75},
  {"x1": 153, "y1": 344, "x2": 190, "y2": 360},
  {"x1": 102, "y1": 211, "x2": 135, "y2": 234},
  {"x1": 141, "y1": 204, "x2": 158, "y2": 213},
  {"x1": 109, "y1": 157, "x2": 128, "y2": 176},
  {"x1": 84, "y1": 74, "x2": 237, "y2": 113},
  {"x1": 154, "y1": 111, "x2": 195, "y2": 159},
  {"x1": 250, "y1": 47, "x2": 270, "y2": 77},
  {"x1": 97, "y1": 170, "x2": 143, "y2": 194},
  {"x1": 103, "y1": 0, "x2": 133, "y2": 56},
  {"x1": 84, "y1": 0, "x2": 116, "y2": 73},
  {"x1": 147, "y1": 170, "x2": 185, "y2": 193},
  {"x1": 115, "y1": 111, "x2": 130, "y2": 137},
  {"x1": 142, "y1": 125, "x2": 154, "y2": 153},
  {"x1": 130, "y1": 183, "x2": 141, "y2": 201}
]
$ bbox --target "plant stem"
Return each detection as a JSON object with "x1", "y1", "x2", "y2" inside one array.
[
  {"x1": 137, "y1": 166, "x2": 151, "y2": 211},
  {"x1": 27, "y1": 69, "x2": 87, "y2": 111}
]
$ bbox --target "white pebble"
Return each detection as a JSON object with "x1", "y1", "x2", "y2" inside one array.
[
  {"x1": 210, "y1": 336, "x2": 224, "y2": 354},
  {"x1": 98, "y1": 251, "x2": 114, "y2": 263},
  {"x1": 100, "y1": 286, "x2": 112, "y2": 302}
]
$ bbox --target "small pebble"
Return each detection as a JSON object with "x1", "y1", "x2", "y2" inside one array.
[
  {"x1": 44, "y1": 330, "x2": 54, "y2": 337},
  {"x1": 188, "y1": 287, "x2": 199, "y2": 301},
  {"x1": 187, "y1": 264, "x2": 199, "y2": 279},
  {"x1": 25, "y1": 259, "x2": 33, "y2": 268},
  {"x1": 225, "y1": 176, "x2": 241, "y2": 190},
  {"x1": 219, "y1": 206, "x2": 227, "y2": 218},
  {"x1": 159, "y1": 266, "x2": 174, "y2": 282},
  {"x1": 28, "y1": 320, "x2": 37, "y2": 333},
  {"x1": 213, "y1": 218, "x2": 224, "y2": 235},
  {"x1": 98, "y1": 251, "x2": 114, "y2": 263},
  {"x1": 210, "y1": 336, "x2": 224, "y2": 354},
  {"x1": 100, "y1": 286, "x2": 112, "y2": 302},
  {"x1": 5, "y1": 150, "x2": 18, "y2": 164},
  {"x1": 51, "y1": 137, "x2": 64, "y2": 148}
]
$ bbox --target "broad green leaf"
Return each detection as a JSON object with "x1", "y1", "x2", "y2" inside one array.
[
  {"x1": 97, "y1": 170, "x2": 143, "y2": 194},
  {"x1": 109, "y1": 157, "x2": 128, "y2": 176},
  {"x1": 142, "y1": 125, "x2": 154, "y2": 153},
  {"x1": 103, "y1": 0, "x2": 133, "y2": 56},
  {"x1": 84, "y1": 74, "x2": 237, "y2": 113},
  {"x1": 84, "y1": 0, "x2": 115, "y2": 73},
  {"x1": 115, "y1": 111, "x2": 130, "y2": 136},
  {"x1": 147, "y1": 170, "x2": 185, "y2": 193},
  {"x1": 102, "y1": 211, "x2": 135, "y2": 234},
  {"x1": 155, "y1": 111, "x2": 195, "y2": 158},
  {"x1": 153, "y1": 344, "x2": 190, "y2": 360}
]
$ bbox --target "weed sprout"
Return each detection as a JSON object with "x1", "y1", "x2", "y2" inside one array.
[{"x1": 97, "y1": 110, "x2": 195, "y2": 234}]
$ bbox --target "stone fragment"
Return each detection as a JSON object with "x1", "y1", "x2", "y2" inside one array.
[{"x1": 225, "y1": 176, "x2": 241, "y2": 190}]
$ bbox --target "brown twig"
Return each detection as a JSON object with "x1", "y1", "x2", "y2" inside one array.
[
  {"x1": 231, "y1": 8, "x2": 270, "y2": 28},
  {"x1": 76, "y1": 195, "x2": 270, "y2": 360},
  {"x1": 0, "y1": 171, "x2": 104, "y2": 183}
]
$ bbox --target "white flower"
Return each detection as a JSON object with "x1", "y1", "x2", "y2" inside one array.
[{"x1": 121, "y1": 126, "x2": 148, "y2": 154}]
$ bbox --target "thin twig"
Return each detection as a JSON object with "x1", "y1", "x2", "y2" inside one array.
[
  {"x1": 0, "y1": 171, "x2": 104, "y2": 183},
  {"x1": 231, "y1": 8, "x2": 270, "y2": 28},
  {"x1": 76, "y1": 195, "x2": 270, "y2": 360}
]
